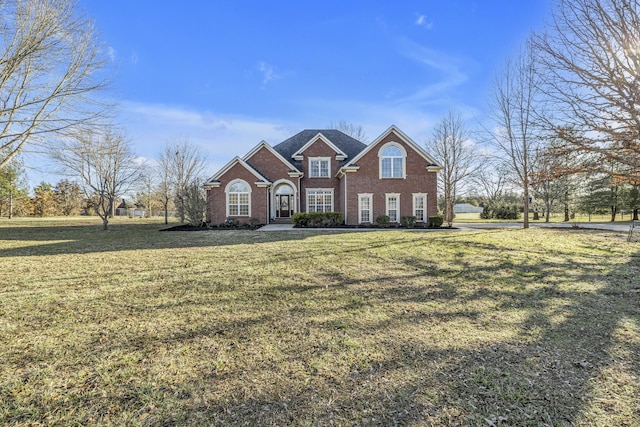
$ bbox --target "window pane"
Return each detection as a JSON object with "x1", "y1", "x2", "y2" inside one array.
[
  {"x1": 388, "y1": 197, "x2": 397, "y2": 209},
  {"x1": 381, "y1": 158, "x2": 391, "y2": 178},
  {"x1": 392, "y1": 158, "x2": 403, "y2": 177},
  {"x1": 320, "y1": 160, "x2": 329, "y2": 177},
  {"x1": 382, "y1": 146, "x2": 402, "y2": 157},
  {"x1": 229, "y1": 182, "x2": 249, "y2": 192},
  {"x1": 360, "y1": 196, "x2": 371, "y2": 223}
]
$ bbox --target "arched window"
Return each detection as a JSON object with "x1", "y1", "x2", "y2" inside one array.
[
  {"x1": 226, "y1": 180, "x2": 251, "y2": 216},
  {"x1": 379, "y1": 143, "x2": 406, "y2": 178}
]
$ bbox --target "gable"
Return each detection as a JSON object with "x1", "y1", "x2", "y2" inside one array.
[
  {"x1": 243, "y1": 141, "x2": 301, "y2": 178},
  {"x1": 203, "y1": 156, "x2": 270, "y2": 188},
  {"x1": 272, "y1": 129, "x2": 367, "y2": 168},
  {"x1": 291, "y1": 133, "x2": 348, "y2": 160},
  {"x1": 342, "y1": 125, "x2": 442, "y2": 172}
]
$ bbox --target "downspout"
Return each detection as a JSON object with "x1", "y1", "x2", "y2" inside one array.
[
  {"x1": 298, "y1": 175, "x2": 302, "y2": 213},
  {"x1": 266, "y1": 186, "x2": 270, "y2": 224},
  {"x1": 343, "y1": 172, "x2": 347, "y2": 224}
]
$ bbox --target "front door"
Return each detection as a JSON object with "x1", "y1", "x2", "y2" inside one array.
[{"x1": 277, "y1": 194, "x2": 291, "y2": 218}]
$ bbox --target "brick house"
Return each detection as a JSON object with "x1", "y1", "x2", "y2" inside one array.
[{"x1": 204, "y1": 125, "x2": 442, "y2": 226}]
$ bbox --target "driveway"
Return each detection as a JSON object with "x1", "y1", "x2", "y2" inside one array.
[{"x1": 456, "y1": 221, "x2": 634, "y2": 232}]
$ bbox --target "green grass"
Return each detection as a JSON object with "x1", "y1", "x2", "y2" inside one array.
[{"x1": 1, "y1": 218, "x2": 639, "y2": 426}]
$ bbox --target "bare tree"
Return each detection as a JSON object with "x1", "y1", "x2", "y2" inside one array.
[
  {"x1": 329, "y1": 120, "x2": 369, "y2": 142},
  {"x1": 473, "y1": 160, "x2": 509, "y2": 208},
  {"x1": 156, "y1": 147, "x2": 173, "y2": 224},
  {"x1": 534, "y1": 0, "x2": 640, "y2": 174},
  {"x1": 0, "y1": 0, "x2": 109, "y2": 169},
  {"x1": 182, "y1": 178, "x2": 207, "y2": 226},
  {"x1": 53, "y1": 129, "x2": 140, "y2": 230},
  {"x1": 135, "y1": 164, "x2": 156, "y2": 218},
  {"x1": 427, "y1": 110, "x2": 477, "y2": 226},
  {"x1": 488, "y1": 40, "x2": 541, "y2": 228},
  {"x1": 160, "y1": 137, "x2": 208, "y2": 223}
]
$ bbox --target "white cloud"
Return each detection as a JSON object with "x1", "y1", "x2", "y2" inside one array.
[
  {"x1": 107, "y1": 46, "x2": 116, "y2": 62},
  {"x1": 393, "y1": 37, "x2": 474, "y2": 105},
  {"x1": 258, "y1": 61, "x2": 280, "y2": 84},
  {"x1": 119, "y1": 101, "x2": 295, "y2": 176},
  {"x1": 131, "y1": 50, "x2": 139, "y2": 65},
  {"x1": 415, "y1": 14, "x2": 433, "y2": 30}
]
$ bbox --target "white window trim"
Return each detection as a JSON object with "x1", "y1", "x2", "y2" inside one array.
[
  {"x1": 413, "y1": 193, "x2": 427, "y2": 222},
  {"x1": 306, "y1": 188, "x2": 334, "y2": 212},
  {"x1": 385, "y1": 193, "x2": 400, "y2": 223},
  {"x1": 358, "y1": 193, "x2": 373, "y2": 224},
  {"x1": 378, "y1": 142, "x2": 407, "y2": 179},
  {"x1": 308, "y1": 157, "x2": 331, "y2": 178},
  {"x1": 225, "y1": 179, "x2": 252, "y2": 217}
]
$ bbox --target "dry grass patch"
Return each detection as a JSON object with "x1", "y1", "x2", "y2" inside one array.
[{"x1": 1, "y1": 219, "x2": 639, "y2": 425}]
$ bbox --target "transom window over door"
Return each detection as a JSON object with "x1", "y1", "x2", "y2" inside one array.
[
  {"x1": 226, "y1": 180, "x2": 250, "y2": 216},
  {"x1": 307, "y1": 189, "x2": 333, "y2": 212},
  {"x1": 379, "y1": 143, "x2": 406, "y2": 178},
  {"x1": 309, "y1": 157, "x2": 330, "y2": 178}
]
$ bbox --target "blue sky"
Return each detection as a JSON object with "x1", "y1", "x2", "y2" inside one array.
[{"x1": 31, "y1": 1, "x2": 552, "y2": 184}]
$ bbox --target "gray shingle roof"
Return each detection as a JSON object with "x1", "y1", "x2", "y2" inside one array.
[{"x1": 272, "y1": 129, "x2": 367, "y2": 168}]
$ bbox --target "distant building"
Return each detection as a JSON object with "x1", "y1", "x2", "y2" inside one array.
[{"x1": 454, "y1": 203, "x2": 483, "y2": 214}]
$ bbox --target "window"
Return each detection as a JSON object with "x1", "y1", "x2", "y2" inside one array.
[
  {"x1": 379, "y1": 144, "x2": 405, "y2": 178},
  {"x1": 386, "y1": 193, "x2": 400, "y2": 222},
  {"x1": 358, "y1": 193, "x2": 372, "y2": 223},
  {"x1": 413, "y1": 193, "x2": 426, "y2": 222},
  {"x1": 307, "y1": 189, "x2": 333, "y2": 212},
  {"x1": 226, "y1": 180, "x2": 250, "y2": 216},
  {"x1": 309, "y1": 157, "x2": 330, "y2": 178}
]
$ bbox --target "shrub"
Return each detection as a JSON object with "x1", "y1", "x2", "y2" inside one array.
[
  {"x1": 401, "y1": 215, "x2": 417, "y2": 228},
  {"x1": 292, "y1": 212, "x2": 344, "y2": 227},
  {"x1": 249, "y1": 218, "x2": 261, "y2": 228},
  {"x1": 223, "y1": 217, "x2": 240, "y2": 228},
  {"x1": 291, "y1": 213, "x2": 309, "y2": 227},
  {"x1": 480, "y1": 205, "x2": 491, "y2": 219},
  {"x1": 428, "y1": 215, "x2": 444, "y2": 228},
  {"x1": 481, "y1": 204, "x2": 520, "y2": 220},
  {"x1": 376, "y1": 215, "x2": 390, "y2": 228}
]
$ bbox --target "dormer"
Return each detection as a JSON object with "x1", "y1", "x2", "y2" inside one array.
[{"x1": 291, "y1": 132, "x2": 348, "y2": 161}]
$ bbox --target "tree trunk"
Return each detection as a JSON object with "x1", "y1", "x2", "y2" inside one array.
[
  {"x1": 102, "y1": 216, "x2": 109, "y2": 230},
  {"x1": 8, "y1": 187, "x2": 13, "y2": 219},
  {"x1": 564, "y1": 204, "x2": 569, "y2": 222},
  {"x1": 545, "y1": 202, "x2": 551, "y2": 223},
  {"x1": 633, "y1": 208, "x2": 638, "y2": 221},
  {"x1": 163, "y1": 198, "x2": 169, "y2": 225},
  {"x1": 611, "y1": 205, "x2": 617, "y2": 222},
  {"x1": 444, "y1": 193, "x2": 454, "y2": 226},
  {"x1": 523, "y1": 188, "x2": 530, "y2": 229}
]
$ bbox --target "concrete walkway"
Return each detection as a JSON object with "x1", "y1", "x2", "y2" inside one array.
[{"x1": 257, "y1": 224, "x2": 296, "y2": 231}]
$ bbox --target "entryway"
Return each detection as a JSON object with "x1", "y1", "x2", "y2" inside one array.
[{"x1": 274, "y1": 183, "x2": 295, "y2": 219}]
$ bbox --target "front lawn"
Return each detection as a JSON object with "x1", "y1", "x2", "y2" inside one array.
[{"x1": 0, "y1": 219, "x2": 638, "y2": 425}]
